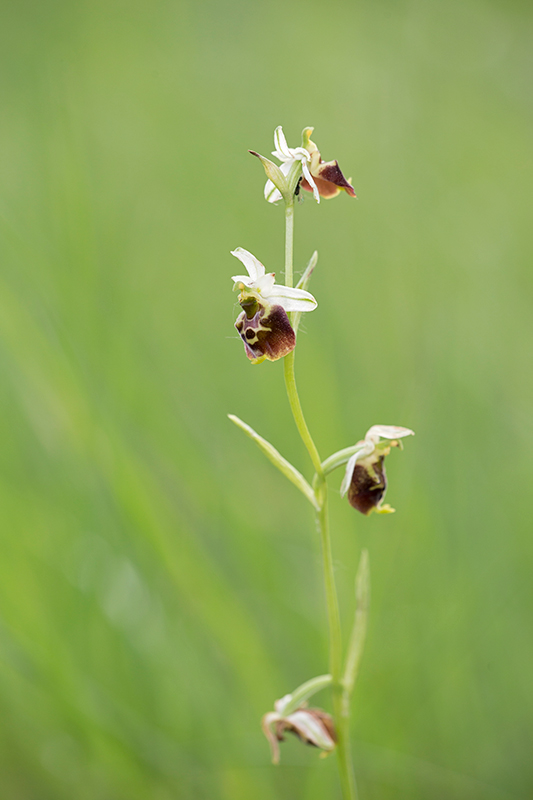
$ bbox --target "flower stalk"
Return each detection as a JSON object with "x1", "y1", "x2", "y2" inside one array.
[
  {"x1": 228, "y1": 126, "x2": 414, "y2": 800},
  {"x1": 284, "y1": 196, "x2": 295, "y2": 290},
  {"x1": 282, "y1": 198, "x2": 358, "y2": 800}
]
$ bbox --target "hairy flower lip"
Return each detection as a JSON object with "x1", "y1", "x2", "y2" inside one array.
[
  {"x1": 235, "y1": 303, "x2": 295, "y2": 364},
  {"x1": 301, "y1": 163, "x2": 356, "y2": 199}
]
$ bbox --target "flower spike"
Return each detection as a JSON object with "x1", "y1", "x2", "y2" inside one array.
[
  {"x1": 230, "y1": 248, "x2": 317, "y2": 363},
  {"x1": 341, "y1": 425, "x2": 414, "y2": 514}
]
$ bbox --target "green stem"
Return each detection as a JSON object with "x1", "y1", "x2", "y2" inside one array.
[
  {"x1": 284, "y1": 198, "x2": 294, "y2": 288},
  {"x1": 282, "y1": 195, "x2": 357, "y2": 800},
  {"x1": 315, "y1": 485, "x2": 342, "y2": 681},
  {"x1": 283, "y1": 352, "x2": 322, "y2": 476},
  {"x1": 317, "y1": 481, "x2": 358, "y2": 800},
  {"x1": 283, "y1": 193, "x2": 321, "y2": 473}
]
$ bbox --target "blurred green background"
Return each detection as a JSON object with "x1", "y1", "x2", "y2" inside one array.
[{"x1": 0, "y1": 0, "x2": 532, "y2": 798}]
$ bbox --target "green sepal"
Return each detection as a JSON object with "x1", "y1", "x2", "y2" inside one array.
[
  {"x1": 301, "y1": 126, "x2": 314, "y2": 150},
  {"x1": 228, "y1": 414, "x2": 319, "y2": 510},
  {"x1": 342, "y1": 549, "x2": 370, "y2": 698},
  {"x1": 249, "y1": 151, "x2": 289, "y2": 201},
  {"x1": 320, "y1": 444, "x2": 366, "y2": 476},
  {"x1": 286, "y1": 158, "x2": 303, "y2": 198},
  {"x1": 293, "y1": 251, "x2": 318, "y2": 335},
  {"x1": 276, "y1": 674, "x2": 332, "y2": 716}
]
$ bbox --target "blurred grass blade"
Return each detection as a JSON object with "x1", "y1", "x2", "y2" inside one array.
[
  {"x1": 342, "y1": 549, "x2": 370, "y2": 698},
  {"x1": 228, "y1": 414, "x2": 318, "y2": 509}
]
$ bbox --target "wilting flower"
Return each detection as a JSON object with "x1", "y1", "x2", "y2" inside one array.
[
  {"x1": 340, "y1": 425, "x2": 414, "y2": 515},
  {"x1": 262, "y1": 697, "x2": 336, "y2": 764},
  {"x1": 254, "y1": 126, "x2": 356, "y2": 204},
  {"x1": 231, "y1": 247, "x2": 317, "y2": 364}
]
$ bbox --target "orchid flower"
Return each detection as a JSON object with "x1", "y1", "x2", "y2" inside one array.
[
  {"x1": 254, "y1": 126, "x2": 356, "y2": 204},
  {"x1": 262, "y1": 697, "x2": 336, "y2": 765},
  {"x1": 231, "y1": 247, "x2": 317, "y2": 364},
  {"x1": 340, "y1": 425, "x2": 415, "y2": 515},
  {"x1": 263, "y1": 126, "x2": 320, "y2": 203}
]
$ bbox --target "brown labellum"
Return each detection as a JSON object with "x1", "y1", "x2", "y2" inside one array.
[
  {"x1": 301, "y1": 160, "x2": 356, "y2": 199},
  {"x1": 235, "y1": 303, "x2": 296, "y2": 362},
  {"x1": 347, "y1": 457, "x2": 387, "y2": 515},
  {"x1": 276, "y1": 708, "x2": 337, "y2": 748}
]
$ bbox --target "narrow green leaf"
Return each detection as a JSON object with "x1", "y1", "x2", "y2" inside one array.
[
  {"x1": 276, "y1": 674, "x2": 332, "y2": 716},
  {"x1": 228, "y1": 414, "x2": 319, "y2": 510},
  {"x1": 293, "y1": 251, "x2": 318, "y2": 335},
  {"x1": 296, "y1": 251, "x2": 318, "y2": 291},
  {"x1": 342, "y1": 549, "x2": 370, "y2": 698}
]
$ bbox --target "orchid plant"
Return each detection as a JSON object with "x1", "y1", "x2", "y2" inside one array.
[{"x1": 228, "y1": 126, "x2": 414, "y2": 800}]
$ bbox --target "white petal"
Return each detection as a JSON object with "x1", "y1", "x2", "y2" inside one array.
[
  {"x1": 274, "y1": 694, "x2": 293, "y2": 715},
  {"x1": 273, "y1": 126, "x2": 291, "y2": 159},
  {"x1": 231, "y1": 274, "x2": 254, "y2": 286},
  {"x1": 340, "y1": 444, "x2": 373, "y2": 497},
  {"x1": 291, "y1": 147, "x2": 312, "y2": 161},
  {"x1": 272, "y1": 160, "x2": 296, "y2": 176},
  {"x1": 273, "y1": 147, "x2": 311, "y2": 164},
  {"x1": 365, "y1": 425, "x2": 415, "y2": 444},
  {"x1": 264, "y1": 179, "x2": 282, "y2": 203},
  {"x1": 268, "y1": 284, "x2": 318, "y2": 312},
  {"x1": 286, "y1": 711, "x2": 335, "y2": 750},
  {"x1": 230, "y1": 248, "x2": 265, "y2": 280},
  {"x1": 255, "y1": 273, "x2": 276, "y2": 294},
  {"x1": 302, "y1": 161, "x2": 320, "y2": 203}
]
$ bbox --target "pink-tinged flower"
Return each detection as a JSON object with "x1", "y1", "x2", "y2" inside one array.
[
  {"x1": 300, "y1": 127, "x2": 356, "y2": 200},
  {"x1": 340, "y1": 425, "x2": 414, "y2": 515},
  {"x1": 262, "y1": 699, "x2": 336, "y2": 765},
  {"x1": 231, "y1": 248, "x2": 317, "y2": 364}
]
